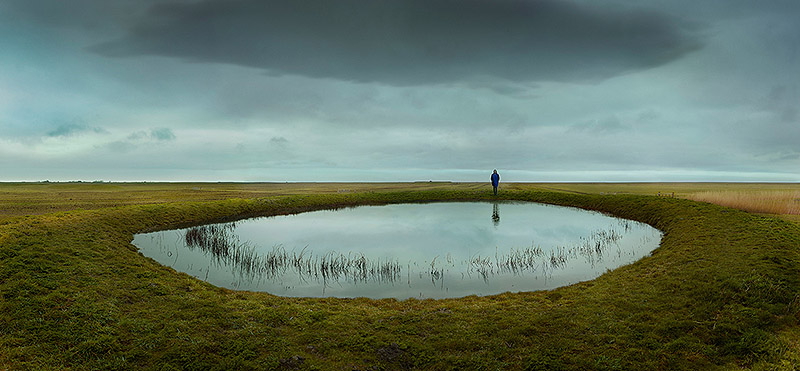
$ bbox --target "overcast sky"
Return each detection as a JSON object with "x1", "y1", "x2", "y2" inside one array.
[{"x1": 1, "y1": 0, "x2": 798, "y2": 182}]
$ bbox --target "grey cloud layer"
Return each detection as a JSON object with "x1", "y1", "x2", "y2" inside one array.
[
  {"x1": 2, "y1": 0, "x2": 798, "y2": 182},
  {"x1": 47, "y1": 124, "x2": 108, "y2": 137},
  {"x1": 92, "y1": 0, "x2": 702, "y2": 85}
]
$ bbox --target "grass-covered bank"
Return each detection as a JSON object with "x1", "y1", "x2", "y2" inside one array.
[{"x1": 2, "y1": 188, "x2": 800, "y2": 369}]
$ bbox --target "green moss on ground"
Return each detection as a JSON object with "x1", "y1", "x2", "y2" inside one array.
[{"x1": 1, "y1": 188, "x2": 799, "y2": 369}]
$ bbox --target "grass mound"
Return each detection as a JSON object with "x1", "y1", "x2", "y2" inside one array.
[{"x1": 2, "y1": 189, "x2": 799, "y2": 369}]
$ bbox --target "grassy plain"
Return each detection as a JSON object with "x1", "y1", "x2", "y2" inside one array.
[
  {"x1": 1, "y1": 182, "x2": 799, "y2": 369},
  {"x1": 0, "y1": 182, "x2": 480, "y2": 221}
]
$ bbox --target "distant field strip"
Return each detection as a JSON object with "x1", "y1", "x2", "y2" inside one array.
[{"x1": 689, "y1": 190, "x2": 800, "y2": 215}]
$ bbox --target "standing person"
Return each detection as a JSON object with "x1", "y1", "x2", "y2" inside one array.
[{"x1": 491, "y1": 169, "x2": 500, "y2": 195}]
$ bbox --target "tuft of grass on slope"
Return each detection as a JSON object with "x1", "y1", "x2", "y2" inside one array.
[{"x1": 1, "y1": 187, "x2": 799, "y2": 369}]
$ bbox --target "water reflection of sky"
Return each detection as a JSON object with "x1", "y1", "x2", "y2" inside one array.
[{"x1": 133, "y1": 202, "x2": 661, "y2": 299}]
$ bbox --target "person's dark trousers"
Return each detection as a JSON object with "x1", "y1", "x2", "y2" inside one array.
[{"x1": 493, "y1": 186, "x2": 498, "y2": 195}]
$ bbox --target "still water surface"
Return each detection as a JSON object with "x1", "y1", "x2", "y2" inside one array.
[{"x1": 133, "y1": 202, "x2": 661, "y2": 299}]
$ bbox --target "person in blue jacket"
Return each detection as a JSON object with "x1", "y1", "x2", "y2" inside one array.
[{"x1": 491, "y1": 169, "x2": 500, "y2": 195}]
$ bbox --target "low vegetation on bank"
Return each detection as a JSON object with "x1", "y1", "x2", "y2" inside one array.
[{"x1": 1, "y1": 183, "x2": 799, "y2": 369}]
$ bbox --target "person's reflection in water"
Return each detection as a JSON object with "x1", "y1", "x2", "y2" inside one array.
[{"x1": 492, "y1": 203, "x2": 500, "y2": 227}]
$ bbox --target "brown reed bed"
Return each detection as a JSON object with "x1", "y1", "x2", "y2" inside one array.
[{"x1": 688, "y1": 190, "x2": 800, "y2": 215}]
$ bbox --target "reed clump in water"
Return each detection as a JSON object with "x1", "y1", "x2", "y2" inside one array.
[
  {"x1": 184, "y1": 224, "x2": 401, "y2": 285},
  {"x1": 465, "y1": 225, "x2": 629, "y2": 281}
]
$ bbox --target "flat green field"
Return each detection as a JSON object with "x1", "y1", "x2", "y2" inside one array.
[{"x1": 1, "y1": 182, "x2": 799, "y2": 369}]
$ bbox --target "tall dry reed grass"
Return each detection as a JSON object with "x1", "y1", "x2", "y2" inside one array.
[{"x1": 689, "y1": 191, "x2": 800, "y2": 215}]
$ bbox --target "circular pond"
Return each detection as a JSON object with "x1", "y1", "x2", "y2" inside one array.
[{"x1": 132, "y1": 202, "x2": 661, "y2": 299}]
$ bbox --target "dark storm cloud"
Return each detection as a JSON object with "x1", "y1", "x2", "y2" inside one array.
[
  {"x1": 92, "y1": 0, "x2": 702, "y2": 85},
  {"x1": 1, "y1": 0, "x2": 157, "y2": 33}
]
